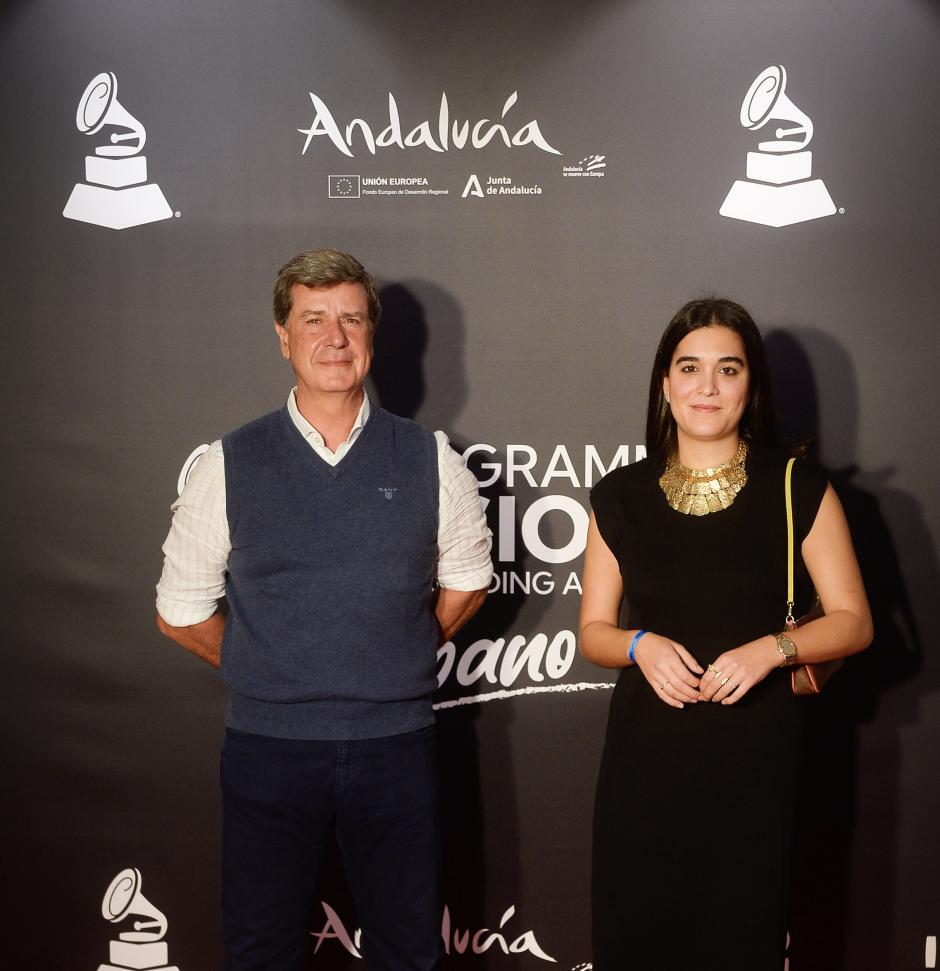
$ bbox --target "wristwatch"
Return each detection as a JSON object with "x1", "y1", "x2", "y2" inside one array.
[{"x1": 774, "y1": 631, "x2": 798, "y2": 667}]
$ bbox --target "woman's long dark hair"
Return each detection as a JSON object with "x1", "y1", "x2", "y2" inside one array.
[{"x1": 646, "y1": 298, "x2": 777, "y2": 472}]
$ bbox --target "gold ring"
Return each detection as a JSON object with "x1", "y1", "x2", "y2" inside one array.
[
  {"x1": 720, "y1": 676, "x2": 730, "y2": 686},
  {"x1": 660, "y1": 681, "x2": 669, "y2": 691},
  {"x1": 713, "y1": 669, "x2": 723, "y2": 679},
  {"x1": 707, "y1": 664, "x2": 718, "y2": 674}
]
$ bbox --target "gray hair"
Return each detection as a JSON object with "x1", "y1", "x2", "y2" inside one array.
[{"x1": 273, "y1": 248, "x2": 381, "y2": 328}]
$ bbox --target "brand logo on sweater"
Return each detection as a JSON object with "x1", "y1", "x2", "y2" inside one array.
[
  {"x1": 377, "y1": 486, "x2": 398, "y2": 500},
  {"x1": 96, "y1": 868, "x2": 180, "y2": 971}
]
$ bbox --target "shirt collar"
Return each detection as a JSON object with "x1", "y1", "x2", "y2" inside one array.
[{"x1": 287, "y1": 389, "x2": 370, "y2": 450}]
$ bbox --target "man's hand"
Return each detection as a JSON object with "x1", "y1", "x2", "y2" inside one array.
[{"x1": 156, "y1": 611, "x2": 225, "y2": 669}]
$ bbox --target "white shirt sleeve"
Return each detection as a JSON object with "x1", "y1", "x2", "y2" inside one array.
[
  {"x1": 434, "y1": 431, "x2": 493, "y2": 591},
  {"x1": 155, "y1": 429, "x2": 493, "y2": 624},
  {"x1": 155, "y1": 441, "x2": 231, "y2": 626}
]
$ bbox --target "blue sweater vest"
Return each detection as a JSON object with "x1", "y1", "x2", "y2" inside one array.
[{"x1": 220, "y1": 405, "x2": 440, "y2": 740}]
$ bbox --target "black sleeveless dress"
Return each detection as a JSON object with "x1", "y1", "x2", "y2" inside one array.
[{"x1": 589, "y1": 444, "x2": 827, "y2": 971}]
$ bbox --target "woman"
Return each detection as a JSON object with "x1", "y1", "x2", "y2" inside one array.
[{"x1": 579, "y1": 298, "x2": 871, "y2": 970}]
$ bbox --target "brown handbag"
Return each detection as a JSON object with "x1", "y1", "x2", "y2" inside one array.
[{"x1": 784, "y1": 458, "x2": 843, "y2": 695}]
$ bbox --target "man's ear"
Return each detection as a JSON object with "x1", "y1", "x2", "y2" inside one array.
[{"x1": 274, "y1": 321, "x2": 290, "y2": 360}]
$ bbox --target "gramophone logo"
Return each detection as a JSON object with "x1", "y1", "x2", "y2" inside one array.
[
  {"x1": 63, "y1": 72, "x2": 173, "y2": 230},
  {"x1": 95, "y1": 868, "x2": 180, "y2": 971},
  {"x1": 720, "y1": 65, "x2": 836, "y2": 228}
]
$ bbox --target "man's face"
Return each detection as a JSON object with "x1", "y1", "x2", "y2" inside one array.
[{"x1": 275, "y1": 282, "x2": 373, "y2": 400}]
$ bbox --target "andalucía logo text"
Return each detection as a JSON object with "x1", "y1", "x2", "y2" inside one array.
[{"x1": 299, "y1": 91, "x2": 561, "y2": 157}]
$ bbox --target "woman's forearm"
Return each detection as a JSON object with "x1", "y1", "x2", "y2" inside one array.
[
  {"x1": 775, "y1": 608, "x2": 872, "y2": 664},
  {"x1": 579, "y1": 620, "x2": 636, "y2": 669}
]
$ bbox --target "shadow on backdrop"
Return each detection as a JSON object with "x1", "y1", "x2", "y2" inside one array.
[
  {"x1": 767, "y1": 329, "x2": 928, "y2": 971},
  {"x1": 305, "y1": 281, "x2": 549, "y2": 964}
]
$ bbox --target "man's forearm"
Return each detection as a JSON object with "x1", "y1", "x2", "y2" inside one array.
[
  {"x1": 156, "y1": 611, "x2": 225, "y2": 669},
  {"x1": 434, "y1": 586, "x2": 488, "y2": 644}
]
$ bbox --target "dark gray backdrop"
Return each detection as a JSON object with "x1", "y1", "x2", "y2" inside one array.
[{"x1": 3, "y1": 1, "x2": 939, "y2": 968}]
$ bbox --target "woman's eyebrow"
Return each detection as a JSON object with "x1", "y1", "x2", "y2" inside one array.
[{"x1": 674, "y1": 355, "x2": 745, "y2": 365}]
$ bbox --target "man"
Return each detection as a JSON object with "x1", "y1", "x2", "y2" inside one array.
[{"x1": 156, "y1": 248, "x2": 491, "y2": 970}]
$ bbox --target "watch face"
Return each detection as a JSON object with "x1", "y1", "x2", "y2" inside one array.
[{"x1": 777, "y1": 634, "x2": 797, "y2": 658}]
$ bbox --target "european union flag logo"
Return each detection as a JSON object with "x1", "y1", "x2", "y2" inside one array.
[{"x1": 329, "y1": 175, "x2": 360, "y2": 198}]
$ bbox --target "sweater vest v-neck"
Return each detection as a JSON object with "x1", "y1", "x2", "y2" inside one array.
[{"x1": 220, "y1": 405, "x2": 440, "y2": 740}]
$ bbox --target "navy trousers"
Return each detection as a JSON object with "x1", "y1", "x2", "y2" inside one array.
[{"x1": 220, "y1": 725, "x2": 440, "y2": 971}]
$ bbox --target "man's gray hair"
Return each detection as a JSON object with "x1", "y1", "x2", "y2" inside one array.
[{"x1": 273, "y1": 248, "x2": 381, "y2": 328}]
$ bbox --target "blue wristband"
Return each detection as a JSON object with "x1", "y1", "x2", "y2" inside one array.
[{"x1": 628, "y1": 629, "x2": 648, "y2": 663}]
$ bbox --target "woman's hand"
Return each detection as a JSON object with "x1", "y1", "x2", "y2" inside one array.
[
  {"x1": 634, "y1": 634, "x2": 704, "y2": 709},
  {"x1": 699, "y1": 636, "x2": 780, "y2": 705}
]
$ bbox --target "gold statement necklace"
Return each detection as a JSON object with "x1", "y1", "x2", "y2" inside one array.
[{"x1": 659, "y1": 440, "x2": 749, "y2": 516}]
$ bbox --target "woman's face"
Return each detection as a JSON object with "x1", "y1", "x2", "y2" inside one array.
[{"x1": 663, "y1": 325, "x2": 750, "y2": 450}]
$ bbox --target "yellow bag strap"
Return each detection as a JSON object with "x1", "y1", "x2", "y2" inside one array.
[{"x1": 785, "y1": 457, "x2": 796, "y2": 630}]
